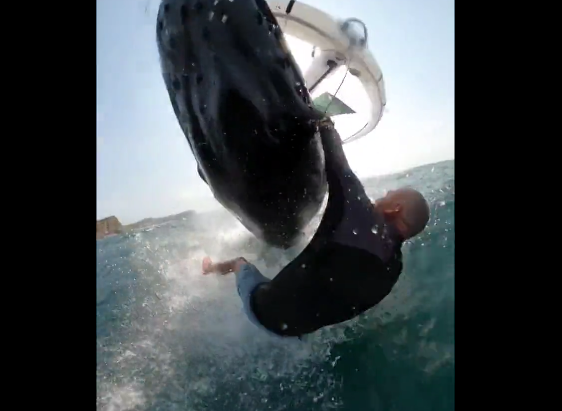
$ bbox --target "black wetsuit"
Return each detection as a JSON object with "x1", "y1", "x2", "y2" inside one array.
[{"x1": 249, "y1": 123, "x2": 404, "y2": 337}]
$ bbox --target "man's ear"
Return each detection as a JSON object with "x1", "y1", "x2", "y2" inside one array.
[{"x1": 382, "y1": 203, "x2": 401, "y2": 217}]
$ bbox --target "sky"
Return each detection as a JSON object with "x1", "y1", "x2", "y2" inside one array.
[{"x1": 97, "y1": 0, "x2": 454, "y2": 223}]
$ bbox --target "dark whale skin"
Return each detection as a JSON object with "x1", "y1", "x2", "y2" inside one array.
[{"x1": 156, "y1": 0, "x2": 327, "y2": 248}]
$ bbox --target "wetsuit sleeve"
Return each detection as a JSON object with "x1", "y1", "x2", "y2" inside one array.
[
  {"x1": 318, "y1": 121, "x2": 351, "y2": 172},
  {"x1": 312, "y1": 122, "x2": 350, "y2": 240},
  {"x1": 234, "y1": 264, "x2": 276, "y2": 332}
]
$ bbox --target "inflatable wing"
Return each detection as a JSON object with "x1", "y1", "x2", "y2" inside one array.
[
  {"x1": 313, "y1": 92, "x2": 356, "y2": 117},
  {"x1": 156, "y1": 0, "x2": 327, "y2": 248},
  {"x1": 268, "y1": 0, "x2": 387, "y2": 143}
]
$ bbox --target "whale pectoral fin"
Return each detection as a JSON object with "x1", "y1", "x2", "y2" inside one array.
[{"x1": 197, "y1": 166, "x2": 207, "y2": 185}]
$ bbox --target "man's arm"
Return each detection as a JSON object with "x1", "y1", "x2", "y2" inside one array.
[
  {"x1": 318, "y1": 118, "x2": 351, "y2": 171},
  {"x1": 202, "y1": 256, "x2": 275, "y2": 334},
  {"x1": 308, "y1": 119, "x2": 350, "y2": 241},
  {"x1": 203, "y1": 256, "x2": 270, "y2": 300}
]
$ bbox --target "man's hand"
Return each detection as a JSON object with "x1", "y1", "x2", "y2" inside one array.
[
  {"x1": 202, "y1": 256, "x2": 214, "y2": 275},
  {"x1": 202, "y1": 256, "x2": 248, "y2": 275},
  {"x1": 318, "y1": 117, "x2": 335, "y2": 129}
]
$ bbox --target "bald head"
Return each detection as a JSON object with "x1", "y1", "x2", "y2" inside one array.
[{"x1": 373, "y1": 188, "x2": 430, "y2": 239}]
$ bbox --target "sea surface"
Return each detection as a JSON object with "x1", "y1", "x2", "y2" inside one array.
[{"x1": 96, "y1": 160, "x2": 455, "y2": 411}]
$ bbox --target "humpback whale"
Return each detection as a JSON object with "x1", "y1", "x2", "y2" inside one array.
[{"x1": 156, "y1": 0, "x2": 327, "y2": 248}]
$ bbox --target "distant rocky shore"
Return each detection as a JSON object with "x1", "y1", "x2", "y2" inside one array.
[
  {"x1": 96, "y1": 216, "x2": 123, "y2": 240},
  {"x1": 96, "y1": 210, "x2": 195, "y2": 240}
]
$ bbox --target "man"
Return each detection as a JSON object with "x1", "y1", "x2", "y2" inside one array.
[{"x1": 202, "y1": 119, "x2": 430, "y2": 338}]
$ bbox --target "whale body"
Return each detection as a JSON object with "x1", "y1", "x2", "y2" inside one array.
[{"x1": 156, "y1": 0, "x2": 327, "y2": 248}]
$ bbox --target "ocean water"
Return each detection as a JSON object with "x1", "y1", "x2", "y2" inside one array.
[{"x1": 96, "y1": 160, "x2": 454, "y2": 411}]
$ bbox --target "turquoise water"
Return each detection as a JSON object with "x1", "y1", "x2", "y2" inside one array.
[{"x1": 96, "y1": 160, "x2": 454, "y2": 411}]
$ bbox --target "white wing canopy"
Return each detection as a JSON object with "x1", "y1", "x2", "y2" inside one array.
[{"x1": 267, "y1": 0, "x2": 387, "y2": 143}]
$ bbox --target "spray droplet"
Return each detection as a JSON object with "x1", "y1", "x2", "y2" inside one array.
[
  {"x1": 280, "y1": 323, "x2": 288, "y2": 330},
  {"x1": 352, "y1": 229, "x2": 358, "y2": 235},
  {"x1": 301, "y1": 263, "x2": 306, "y2": 268},
  {"x1": 329, "y1": 277, "x2": 333, "y2": 282},
  {"x1": 371, "y1": 226, "x2": 378, "y2": 234},
  {"x1": 221, "y1": 14, "x2": 228, "y2": 23}
]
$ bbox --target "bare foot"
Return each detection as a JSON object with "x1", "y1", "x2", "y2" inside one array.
[{"x1": 202, "y1": 256, "x2": 213, "y2": 275}]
